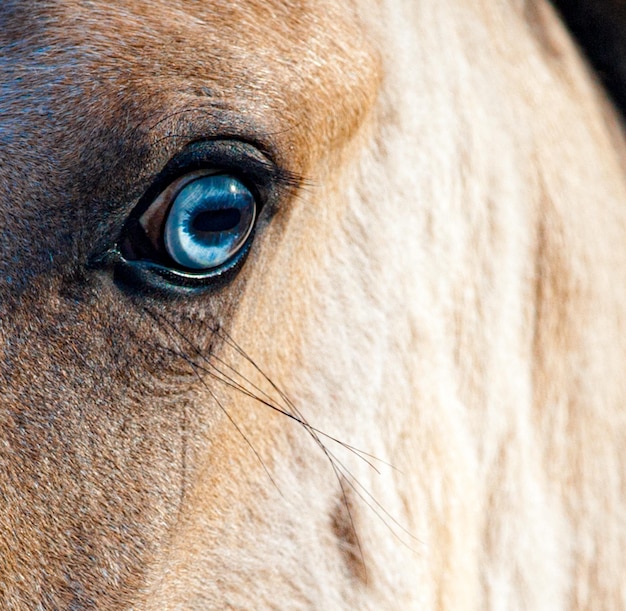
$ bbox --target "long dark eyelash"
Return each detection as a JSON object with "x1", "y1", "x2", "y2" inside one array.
[
  {"x1": 138, "y1": 106, "x2": 313, "y2": 190},
  {"x1": 214, "y1": 328, "x2": 423, "y2": 550},
  {"x1": 145, "y1": 130, "x2": 311, "y2": 192},
  {"x1": 145, "y1": 306, "x2": 377, "y2": 472},
  {"x1": 135, "y1": 104, "x2": 315, "y2": 190},
  {"x1": 139, "y1": 305, "x2": 421, "y2": 569},
  {"x1": 215, "y1": 328, "x2": 401, "y2": 472},
  {"x1": 140, "y1": 306, "x2": 368, "y2": 575},
  {"x1": 210, "y1": 327, "x2": 420, "y2": 542},
  {"x1": 187, "y1": 361, "x2": 284, "y2": 496}
]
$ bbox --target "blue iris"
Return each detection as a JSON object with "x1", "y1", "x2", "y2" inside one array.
[{"x1": 164, "y1": 175, "x2": 256, "y2": 270}]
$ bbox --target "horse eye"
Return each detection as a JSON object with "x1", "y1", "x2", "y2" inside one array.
[
  {"x1": 106, "y1": 140, "x2": 289, "y2": 292},
  {"x1": 132, "y1": 170, "x2": 257, "y2": 273}
]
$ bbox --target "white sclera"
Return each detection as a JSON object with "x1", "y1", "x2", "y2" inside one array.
[{"x1": 164, "y1": 175, "x2": 256, "y2": 270}]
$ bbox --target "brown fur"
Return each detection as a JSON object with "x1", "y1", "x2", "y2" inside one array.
[{"x1": 0, "y1": 1, "x2": 625, "y2": 609}]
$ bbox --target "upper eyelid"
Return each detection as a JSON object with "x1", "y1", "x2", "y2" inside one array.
[
  {"x1": 155, "y1": 134, "x2": 306, "y2": 194},
  {"x1": 155, "y1": 139, "x2": 288, "y2": 189},
  {"x1": 135, "y1": 138, "x2": 306, "y2": 231},
  {"x1": 126, "y1": 140, "x2": 276, "y2": 218}
]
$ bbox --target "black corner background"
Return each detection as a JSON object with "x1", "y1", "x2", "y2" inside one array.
[{"x1": 552, "y1": 0, "x2": 626, "y2": 120}]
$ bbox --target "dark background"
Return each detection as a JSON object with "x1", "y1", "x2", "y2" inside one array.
[{"x1": 553, "y1": 0, "x2": 626, "y2": 120}]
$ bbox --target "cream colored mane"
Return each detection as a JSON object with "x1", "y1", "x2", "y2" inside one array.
[{"x1": 0, "y1": 0, "x2": 624, "y2": 609}]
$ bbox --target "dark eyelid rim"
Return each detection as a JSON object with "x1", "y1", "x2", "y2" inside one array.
[
  {"x1": 111, "y1": 238, "x2": 254, "y2": 297},
  {"x1": 130, "y1": 138, "x2": 296, "y2": 222}
]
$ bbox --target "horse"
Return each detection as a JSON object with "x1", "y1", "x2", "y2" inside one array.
[{"x1": 1, "y1": 0, "x2": 625, "y2": 608}]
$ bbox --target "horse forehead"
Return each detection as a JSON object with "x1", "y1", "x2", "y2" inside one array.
[
  {"x1": 0, "y1": 1, "x2": 379, "y2": 120},
  {"x1": 0, "y1": 0, "x2": 380, "y2": 198}
]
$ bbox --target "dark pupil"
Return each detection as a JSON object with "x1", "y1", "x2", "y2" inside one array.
[{"x1": 192, "y1": 208, "x2": 241, "y2": 232}]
